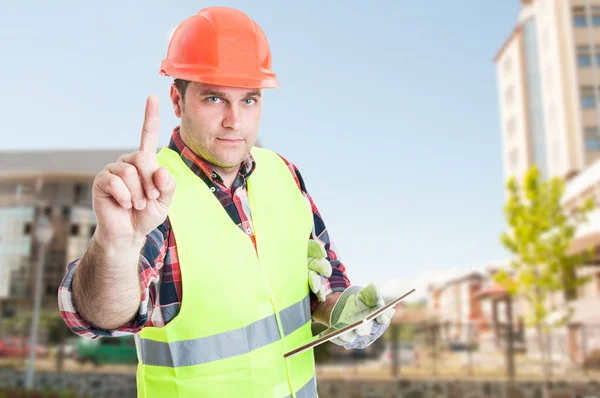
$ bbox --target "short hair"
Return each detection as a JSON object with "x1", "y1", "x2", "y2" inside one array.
[{"x1": 174, "y1": 79, "x2": 191, "y2": 101}]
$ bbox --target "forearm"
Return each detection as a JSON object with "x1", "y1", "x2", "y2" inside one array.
[
  {"x1": 73, "y1": 233, "x2": 144, "y2": 330},
  {"x1": 312, "y1": 292, "x2": 342, "y2": 326}
]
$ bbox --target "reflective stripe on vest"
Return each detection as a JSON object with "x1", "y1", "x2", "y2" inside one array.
[
  {"x1": 285, "y1": 375, "x2": 317, "y2": 398},
  {"x1": 138, "y1": 294, "x2": 310, "y2": 367}
]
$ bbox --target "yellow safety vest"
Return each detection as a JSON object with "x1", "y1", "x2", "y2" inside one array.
[{"x1": 134, "y1": 146, "x2": 317, "y2": 397}]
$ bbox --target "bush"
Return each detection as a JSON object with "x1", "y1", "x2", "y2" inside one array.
[{"x1": 0, "y1": 388, "x2": 90, "y2": 398}]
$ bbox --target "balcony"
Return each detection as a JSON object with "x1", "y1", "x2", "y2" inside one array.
[
  {"x1": 563, "y1": 158, "x2": 600, "y2": 204},
  {"x1": 570, "y1": 207, "x2": 600, "y2": 254}
]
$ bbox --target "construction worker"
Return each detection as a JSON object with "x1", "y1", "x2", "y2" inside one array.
[{"x1": 58, "y1": 6, "x2": 394, "y2": 397}]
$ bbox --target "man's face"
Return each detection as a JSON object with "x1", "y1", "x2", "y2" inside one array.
[{"x1": 170, "y1": 81, "x2": 263, "y2": 172}]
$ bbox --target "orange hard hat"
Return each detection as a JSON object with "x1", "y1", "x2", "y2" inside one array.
[{"x1": 160, "y1": 7, "x2": 279, "y2": 89}]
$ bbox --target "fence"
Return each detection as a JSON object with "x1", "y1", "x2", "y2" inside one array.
[{"x1": 316, "y1": 321, "x2": 600, "y2": 380}]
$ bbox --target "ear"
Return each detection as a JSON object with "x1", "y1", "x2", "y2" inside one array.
[{"x1": 170, "y1": 83, "x2": 183, "y2": 118}]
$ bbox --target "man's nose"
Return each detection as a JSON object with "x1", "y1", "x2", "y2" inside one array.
[{"x1": 223, "y1": 105, "x2": 242, "y2": 130}]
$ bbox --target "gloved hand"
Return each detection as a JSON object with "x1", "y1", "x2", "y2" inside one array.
[
  {"x1": 307, "y1": 240, "x2": 332, "y2": 302},
  {"x1": 328, "y1": 283, "x2": 394, "y2": 350}
]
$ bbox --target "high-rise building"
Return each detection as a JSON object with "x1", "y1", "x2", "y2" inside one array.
[
  {"x1": 495, "y1": 0, "x2": 600, "y2": 252},
  {"x1": 494, "y1": 1, "x2": 600, "y2": 362},
  {"x1": 496, "y1": 0, "x2": 600, "y2": 182}
]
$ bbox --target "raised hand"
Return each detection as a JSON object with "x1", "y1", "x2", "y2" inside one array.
[{"x1": 91, "y1": 95, "x2": 176, "y2": 244}]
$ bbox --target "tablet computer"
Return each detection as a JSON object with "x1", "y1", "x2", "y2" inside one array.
[{"x1": 283, "y1": 288, "x2": 415, "y2": 359}]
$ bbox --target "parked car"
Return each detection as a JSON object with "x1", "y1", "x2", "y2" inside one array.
[
  {"x1": 379, "y1": 342, "x2": 419, "y2": 366},
  {"x1": 448, "y1": 341, "x2": 477, "y2": 351},
  {"x1": 75, "y1": 335, "x2": 138, "y2": 366},
  {"x1": 0, "y1": 337, "x2": 48, "y2": 358}
]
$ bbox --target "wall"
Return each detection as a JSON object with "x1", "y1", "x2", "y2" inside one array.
[
  {"x1": 1, "y1": 370, "x2": 599, "y2": 398},
  {"x1": 0, "y1": 369, "x2": 136, "y2": 398},
  {"x1": 316, "y1": 379, "x2": 600, "y2": 398}
]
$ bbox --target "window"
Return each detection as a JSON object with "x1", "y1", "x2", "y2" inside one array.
[
  {"x1": 582, "y1": 96, "x2": 596, "y2": 108},
  {"x1": 585, "y1": 127, "x2": 600, "y2": 151},
  {"x1": 506, "y1": 118, "x2": 516, "y2": 138},
  {"x1": 579, "y1": 55, "x2": 592, "y2": 67},
  {"x1": 524, "y1": 18, "x2": 549, "y2": 179},
  {"x1": 61, "y1": 206, "x2": 71, "y2": 218},
  {"x1": 574, "y1": 6, "x2": 600, "y2": 27},
  {"x1": 73, "y1": 183, "x2": 84, "y2": 203},
  {"x1": 576, "y1": 45, "x2": 600, "y2": 67},
  {"x1": 581, "y1": 86, "x2": 596, "y2": 108},
  {"x1": 574, "y1": 7, "x2": 586, "y2": 26},
  {"x1": 23, "y1": 223, "x2": 31, "y2": 235}
]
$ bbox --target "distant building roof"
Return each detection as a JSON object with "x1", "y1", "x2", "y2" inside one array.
[
  {"x1": 475, "y1": 283, "x2": 508, "y2": 300},
  {"x1": 0, "y1": 148, "x2": 137, "y2": 179},
  {"x1": 0, "y1": 142, "x2": 265, "y2": 179},
  {"x1": 427, "y1": 270, "x2": 485, "y2": 293}
]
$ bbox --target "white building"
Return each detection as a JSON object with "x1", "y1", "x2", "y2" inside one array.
[{"x1": 494, "y1": 0, "x2": 600, "y2": 363}]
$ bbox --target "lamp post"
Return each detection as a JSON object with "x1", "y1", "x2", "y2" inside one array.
[{"x1": 24, "y1": 211, "x2": 53, "y2": 390}]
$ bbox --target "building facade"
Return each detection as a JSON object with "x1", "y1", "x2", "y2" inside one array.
[
  {"x1": 496, "y1": 0, "x2": 600, "y2": 181},
  {"x1": 495, "y1": 0, "x2": 600, "y2": 363},
  {"x1": 0, "y1": 139, "x2": 265, "y2": 330},
  {"x1": 0, "y1": 149, "x2": 130, "y2": 321}
]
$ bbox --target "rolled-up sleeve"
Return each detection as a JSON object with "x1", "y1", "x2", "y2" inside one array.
[{"x1": 57, "y1": 226, "x2": 168, "y2": 338}]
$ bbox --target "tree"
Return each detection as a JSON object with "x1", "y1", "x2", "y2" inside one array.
[
  {"x1": 495, "y1": 165, "x2": 594, "y2": 395},
  {"x1": 3, "y1": 310, "x2": 71, "y2": 371}
]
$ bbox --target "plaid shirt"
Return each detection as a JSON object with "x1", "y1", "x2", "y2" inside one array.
[{"x1": 58, "y1": 127, "x2": 351, "y2": 338}]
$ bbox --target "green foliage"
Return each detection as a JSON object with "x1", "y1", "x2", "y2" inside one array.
[
  {"x1": 496, "y1": 165, "x2": 595, "y2": 329},
  {"x1": 3, "y1": 311, "x2": 70, "y2": 345}
]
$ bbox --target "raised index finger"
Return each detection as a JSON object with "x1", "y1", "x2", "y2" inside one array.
[{"x1": 140, "y1": 94, "x2": 160, "y2": 153}]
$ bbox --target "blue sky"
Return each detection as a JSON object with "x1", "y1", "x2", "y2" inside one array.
[{"x1": 1, "y1": 1, "x2": 521, "y2": 300}]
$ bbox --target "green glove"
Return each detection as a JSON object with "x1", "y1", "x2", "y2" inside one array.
[
  {"x1": 307, "y1": 240, "x2": 332, "y2": 301},
  {"x1": 328, "y1": 283, "x2": 395, "y2": 349}
]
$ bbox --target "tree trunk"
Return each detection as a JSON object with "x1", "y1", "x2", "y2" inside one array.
[
  {"x1": 536, "y1": 323, "x2": 551, "y2": 398},
  {"x1": 55, "y1": 342, "x2": 64, "y2": 372}
]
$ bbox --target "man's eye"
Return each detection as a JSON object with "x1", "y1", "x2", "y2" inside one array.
[
  {"x1": 244, "y1": 98, "x2": 256, "y2": 105},
  {"x1": 207, "y1": 96, "x2": 222, "y2": 103}
]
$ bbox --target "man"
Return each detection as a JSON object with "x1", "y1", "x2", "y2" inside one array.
[{"x1": 58, "y1": 6, "x2": 393, "y2": 398}]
